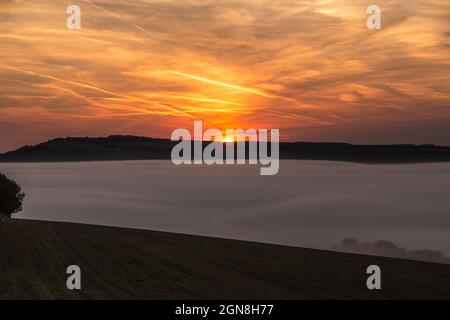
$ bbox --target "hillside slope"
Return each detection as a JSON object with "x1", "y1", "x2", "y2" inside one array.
[{"x1": 1, "y1": 219, "x2": 449, "y2": 299}]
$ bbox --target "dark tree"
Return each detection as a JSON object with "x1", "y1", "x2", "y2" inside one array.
[{"x1": 0, "y1": 173, "x2": 25, "y2": 218}]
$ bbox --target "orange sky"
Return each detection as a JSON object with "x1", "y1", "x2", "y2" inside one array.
[{"x1": 0, "y1": 0, "x2": 449, "y2": 151}]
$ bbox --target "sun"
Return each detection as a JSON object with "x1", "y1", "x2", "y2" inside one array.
[{"x1": 221, "y1": 137, "x2": 235, "y2": 143}]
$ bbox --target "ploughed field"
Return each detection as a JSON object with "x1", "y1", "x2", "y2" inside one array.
[{"x1": 0, "y1": 219, "x2": 449, "y2": 299}]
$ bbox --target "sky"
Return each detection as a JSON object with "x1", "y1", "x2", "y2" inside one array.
[{"x1": 0, "y1": 0, "x2": 449, "y2": 152}]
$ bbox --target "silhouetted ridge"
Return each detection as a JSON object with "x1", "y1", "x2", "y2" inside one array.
[{"x1": 1, "y1": 135, "x2": 450, "y2": 163}]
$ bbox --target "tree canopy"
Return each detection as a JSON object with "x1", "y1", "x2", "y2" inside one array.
[{"x1": 0, "y1": 173, "x2": 25, "y2": 218}]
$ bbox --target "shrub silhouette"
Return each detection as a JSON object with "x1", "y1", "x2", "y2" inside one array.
[
  {"x1": 0, "y1": 173, "x2": 25, "y2": 218},
  {"x1": 333, "y1": 238, "x2": 450, "y2": 264}
]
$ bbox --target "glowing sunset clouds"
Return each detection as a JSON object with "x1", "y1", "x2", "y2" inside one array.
[{"x1": 0, "y1": 0, "x2": 449, "y2": 151}]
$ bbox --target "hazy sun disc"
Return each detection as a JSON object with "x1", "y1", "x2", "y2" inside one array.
[{"x1": 221, "y1": 137, "x2": 235, "y2": 143}]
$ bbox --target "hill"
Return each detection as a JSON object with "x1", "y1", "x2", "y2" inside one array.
[
  {"x1": 1, "y1": 219, "x2": 450, "y2": 299},
  {"x1": 1, "y1": 135, "x2": 450, "y2": 163}
]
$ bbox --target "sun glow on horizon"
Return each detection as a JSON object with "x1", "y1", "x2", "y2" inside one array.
[{"x1": 220, "y1": 137, "x2": 235, "y2": 143}]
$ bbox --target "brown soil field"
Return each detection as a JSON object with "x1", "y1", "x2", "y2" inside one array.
[{"x1": 1, "y1": 219, "x2": 449, "y2": 299}]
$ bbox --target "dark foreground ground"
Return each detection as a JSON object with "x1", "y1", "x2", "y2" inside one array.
[{"x1": 0, "y1": 219, "x2": 449, "y2": 300}]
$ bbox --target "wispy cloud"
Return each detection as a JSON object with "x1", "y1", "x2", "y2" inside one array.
[{"x1": 0, "y1": 0, "x2": 449, "y2": 151}]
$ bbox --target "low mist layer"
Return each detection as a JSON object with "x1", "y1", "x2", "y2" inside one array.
[{"x1": 1, "y1": 160, "x2": 450, "y2": 257}]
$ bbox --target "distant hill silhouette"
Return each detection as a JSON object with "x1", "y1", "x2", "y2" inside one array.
[{"x1": 1, "y1": 135, "x2": 450, "y2": 163}]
